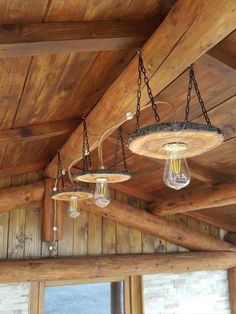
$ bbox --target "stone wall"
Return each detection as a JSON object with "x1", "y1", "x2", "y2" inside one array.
[
  {"x1": 0, "y1": 283, "x2": 30, "y2": 314},
  {"x1": 143, "y1": 270, "x2": 230, "y2": 314}
]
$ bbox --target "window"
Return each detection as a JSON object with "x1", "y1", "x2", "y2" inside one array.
[{"x1": 44, "y1": 280, "x2": 125, "y2": 314}]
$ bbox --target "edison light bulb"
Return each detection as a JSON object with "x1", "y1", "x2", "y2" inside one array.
[
  {"x1": 68, "y1": 196, "x2": 80, "y2": 218},
  {"x1": 94, "y1": 178, "x2": 110, "y2": 207},
  {"x1": 163, "y1": 143, "x2": 191, "y2": 190}
]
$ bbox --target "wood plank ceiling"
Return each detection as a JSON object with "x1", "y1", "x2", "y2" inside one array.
[{"x1": 0, "y1": 0, "x2": 235, "y2": 231}]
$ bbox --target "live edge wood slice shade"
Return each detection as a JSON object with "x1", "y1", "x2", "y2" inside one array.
[
  {"x1": 128, "y1": 122, "x2": 224, "y2": 159},
  {"x1": 51, "y1": 187, "x2": 93, "y2": 202},
  {"x1": 1, "y1": 252, "x2": 236, "y2": 283},
  {"x1": 75, "y1": 169, "x2": 132, "y2": 183}
]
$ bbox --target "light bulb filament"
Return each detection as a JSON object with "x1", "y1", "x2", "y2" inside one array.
[{"x1": 171, "y1": 159, "x2": 181, "y2": 175}]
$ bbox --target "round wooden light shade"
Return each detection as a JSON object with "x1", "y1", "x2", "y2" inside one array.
[
  {"x1": 51, "y1": 187, "x2": 93, "y2": 202},
  {"x1": 128, "y1": 122, "x2": 224, "y2": 159},
  {"x1": 74, "y1": 169, "x2": 132, "y2": 183}
]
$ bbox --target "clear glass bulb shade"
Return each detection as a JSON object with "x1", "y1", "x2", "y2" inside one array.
[
  {"x1": 68, "y1": 196, "x2": 80, "y2": 218},
  {"x1": 163, "y1": 155, "x2": 191, "y2": 190},
  {"x1": 94, "y1": 178, "x2": 110, "y2": 207}
]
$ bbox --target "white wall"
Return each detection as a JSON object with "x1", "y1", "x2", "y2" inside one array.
[
  {"x1": 143, "y1": 270, "x2": 230, "y2": 314},
  {"x1": 0, "y1": 283, "x2": 30, "y2": 314}
]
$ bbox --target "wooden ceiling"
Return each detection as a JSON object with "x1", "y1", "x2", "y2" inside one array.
[{"x1": 0, "y1": 0, "x2": 235, "y2": 232}]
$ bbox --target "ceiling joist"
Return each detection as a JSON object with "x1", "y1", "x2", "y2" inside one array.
[
  {"x1": 44, "y1": 0, "x2": 236, "y2": 178},
  {"x1": 0, "y1": 21, "x2": 155, "y2": 57}
]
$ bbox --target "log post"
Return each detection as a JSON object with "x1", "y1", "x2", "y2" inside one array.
[{"x1": 42, "y1": 178, "x2": 63, "y2": 241}]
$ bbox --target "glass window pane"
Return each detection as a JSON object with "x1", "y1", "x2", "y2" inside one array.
[{"x1": 45, "y1": 281, "x2": 124, "y2": 314}]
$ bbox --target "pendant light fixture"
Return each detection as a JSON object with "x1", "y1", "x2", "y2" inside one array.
[
  {"x1": 51, "y1": 150, "x2": 93, "y2": 218},
  {"x1": 73, "y1": 119, "x2": 131, "y2": 207},
  {"x1": 128, "y1": 51, "x2": 224, "y2": 190}
]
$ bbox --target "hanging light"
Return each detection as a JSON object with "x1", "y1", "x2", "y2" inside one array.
[
  {"x1": 128, "y1": 51, "x2": 224, "y2": 190},
  {"x1": 73, "y1": 119, "x2": 131, "y2": 207},
  {"x1": 51, "y1": 150, "x2": 93, "y2": 218}
]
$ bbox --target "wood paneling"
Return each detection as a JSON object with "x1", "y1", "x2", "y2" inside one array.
[
  {"x1": 0, "y1": 0, "x2": 48, "y2": 23},
  {"x1": 44, "y1": 0, "x2": 169, "y2": 22}
]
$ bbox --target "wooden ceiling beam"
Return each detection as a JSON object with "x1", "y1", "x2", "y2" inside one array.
[
  {"x1": 45, "y1": 0, "x2": 236, "y2": 178},
  {"x1": 0, "y1": 119, "x2": 80, "y2": 144},
  {"x1": 0, "y1": 21, "x2": 155, "y2": 57},
  {"x1": 186, "y1": 211, "x2": 236, "y2": 233},
  {"x1": 198, "y1": 50, "x2": 236, "y2": 84},
  {"x1": 0, "y1": 180, "x2": 234, "y2": 252},
  {"x1": 0, "y1": 160, "x2": 48, "y2": 179},
  {"x1": 79, "y1": 197, "x2": 235, "y2": 252},
  {"x1": 1, "y1": 251, "x2": 236, "y2": 283},
  {"x1": 153, "y1": 182, "x2": 236, "y2": 216}
]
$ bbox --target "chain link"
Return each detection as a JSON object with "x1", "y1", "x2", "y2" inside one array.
[
  {"x1": 184, "y1": 64, "x2": 211, "y2": 125},
  {"x1": 135, "y1": 50, "x2": 160, "y2": 131},
  {"x1": 82, "y1": 118, "x2": 91, "y2": 171}
]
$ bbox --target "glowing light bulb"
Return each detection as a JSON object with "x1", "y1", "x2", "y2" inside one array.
[
  {"x1": 163, "y1": 143, "x2": 191, "y2": 190},
  {"x1": 94, "y1": 178, "x2": 110, "y2": 207},
  {"x1": 68, "y1": 196, "x2": 80, "y2": 218}
]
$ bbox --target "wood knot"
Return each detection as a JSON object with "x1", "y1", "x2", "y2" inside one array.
[{"x1": 3, "y1": 24, "x2": 18, "y2": 32}]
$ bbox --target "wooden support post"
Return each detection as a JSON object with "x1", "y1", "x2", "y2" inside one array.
[
  {"x1": 1, "y1": 252, "x2": 236, "y2": 283},
  {"x1": 42, "y1": 179, "x2": 63, "y2": 241},
  {"x1": 111, "y1": 282, "x2": 123, "y2": 314},
  {"x1": 228, "y1": 267, "x2": 236, "y2": 314},
  {"x1": 130, "y1": 276, "x2": 143, "y2": 314}
]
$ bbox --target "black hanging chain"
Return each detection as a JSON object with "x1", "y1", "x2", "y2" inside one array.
[
  {"x1": 111, "y1": 126, "x2": 128, "y2": 170},
  {"x1": 56, "y1": 150, "x2": 64, "y2": 188},
  {"x1": 136, "y1": 50, "x2": 160, "y2": 131},
  {"x1": 82, "y1": 117, "x2": 92, "y2": 171},
  {"x1": 184, "y1": 64, "x2": 211, "y2": 125}
]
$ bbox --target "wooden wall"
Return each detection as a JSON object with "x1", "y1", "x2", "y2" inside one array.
[{"x1": 0, "y1": 172, "x2": 220, "y2": 260}]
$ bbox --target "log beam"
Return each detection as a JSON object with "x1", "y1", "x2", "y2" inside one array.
[
  {"x1": 153, "y1": 183, "x2": 236, "y2": 216},
  {"x1": 1, "y1": 252, "x2": 236, "y2": 283},
  {"x1": 0, "y1": 180, "x2": 235, "y2": 251},
  {"x1": 0, "y1": 181, "x2": 44, "y2": 212},
  {"x1": 45, "y1": 0, "x2": 236, "y2": 178},
  {"x1": 0, "y1": 21, "x2": 155, "y2": 57},
  {"x1": 78, "y1": 198, "x2": 235, "y2": 252}
]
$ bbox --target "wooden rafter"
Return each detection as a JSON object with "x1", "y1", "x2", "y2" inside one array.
[
  {"x1": 186, "y1": 211, "x2": 236, "y2": 233},
  {"x1": 0, "y1": 119, "x2": 80, "y2": 144},
  {"x1": 1, "y1": 252, "x2": 236, "y2": 283},
  {"x1": 0, "y1": 160, "x2": 47, "y2": 179},
  {"x1": 45, "y1": 0, "x2": 236, "y2": 178},
  {"x1": 153, "y1": 182, "x2": 236, "y2": 216},
  {"x1": 0, "y1": 180, "x2": 234, "y2": 252},
  {"x1": 0, "y1": 21, "x2": 155, "y2": 57}
]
